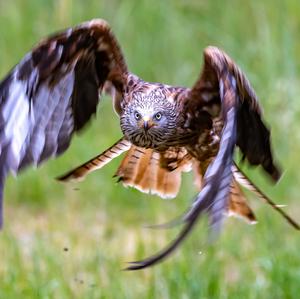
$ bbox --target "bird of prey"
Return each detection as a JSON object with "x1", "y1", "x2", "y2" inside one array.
[{"x1": 0, "y1": 19, "x2": 298, "y2": 270}]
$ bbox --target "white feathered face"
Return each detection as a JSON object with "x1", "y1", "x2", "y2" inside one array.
[{"x1": 120, "y1": 89, "x2": 178, "y2": 148}]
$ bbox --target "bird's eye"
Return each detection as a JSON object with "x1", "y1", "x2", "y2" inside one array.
[
  {"x1": 154, "y1": 112, "x2": 162, "y2": 121},
  {"x1": 134, "y1": 112, "x2": 141, "y2": 120}
]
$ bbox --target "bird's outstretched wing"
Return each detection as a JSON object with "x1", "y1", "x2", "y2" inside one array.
[
  {"x1": 126, "y1": 46, "x2": 282, "y2": 270},
  {"x1": 0, "y1": 19, "x2": 128, "y2": 226}
]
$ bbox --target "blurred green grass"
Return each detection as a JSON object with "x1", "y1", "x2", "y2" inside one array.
[{"x1": 1, "y1": 0, "x2": 300, "y2": 298}]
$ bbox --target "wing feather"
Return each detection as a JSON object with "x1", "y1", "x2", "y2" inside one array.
[
  {"x1": 126, "y1": 46, "x2": 281, "y2": 270},
  {"x1": 232, "y1": 163, "x2": 300, "y2": 230},
  {"x1": 57, "y1": 138, "x2": 131, "y2": 182},
  {"x1": 0, "y1": 19, "x2": 128, "y2": 226}
]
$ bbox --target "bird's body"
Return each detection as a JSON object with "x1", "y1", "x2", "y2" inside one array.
[{"x1": 0, "y1": 19, "x2": 298, "y2": 270}]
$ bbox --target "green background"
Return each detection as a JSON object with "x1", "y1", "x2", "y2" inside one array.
[{"x1": 0, "y1": 0, "x2": 300, "y2": 298}]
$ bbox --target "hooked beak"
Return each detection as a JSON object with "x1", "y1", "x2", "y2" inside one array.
[
  {"x1": 142, "y1": 116, "x2": 154, "y2": 131},
  {"x1": 144, "y1": 121, "x2": 150, "y2": 130}
]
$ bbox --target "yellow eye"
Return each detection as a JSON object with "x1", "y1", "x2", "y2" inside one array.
[
  {"x1": 134, "y1": 111, "x2": 141, "y2": 120},
  {"x1": 154, "y1": 112, "x2": 162, "y2": 120}
]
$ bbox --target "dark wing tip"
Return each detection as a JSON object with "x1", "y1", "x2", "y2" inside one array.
[
  {"x1": 270, "y1": 166, "x2": 281, "y2": 183},
  {"x1": 124, "y1": 260, "x2": 153, "y2": 271},
  {"x1": 55, "y1": 169, "x2": 84, "y2": 182},
  {"x1": 55, "y1": 173, "x2": 71, "y2": 182}
]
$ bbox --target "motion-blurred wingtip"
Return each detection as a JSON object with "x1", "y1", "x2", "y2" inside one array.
[
  {"x1": 123, "y1": 261, "x2": 147, "y2": 271},
  {"x1": 143, "y1": 216, "x2": 184, "y2": 230},
  {"x1": 55, "y1": 173, "x2": 85, "y2": 183},
  {"x1": 270, "y1": 165, "x2": 282, "y2": 183}
]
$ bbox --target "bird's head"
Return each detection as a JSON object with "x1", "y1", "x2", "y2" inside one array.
[{"x1": 120, "y1": 87, "x2": 180, "y2": 148}]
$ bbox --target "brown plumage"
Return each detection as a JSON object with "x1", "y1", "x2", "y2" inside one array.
[
  {"x1": 115, "y1": 146, "x2": 192, "y2": 199},
  {"x1": 0, "y1": 19, "x2": 299, "y2": 270},
  {"x1": 228, "y1": 181, "x2": 256, "y2": 223},
  {"x1": 57, "y1": 138, "x2": 131, "y2": 182},
  {"x1": 192, "y1": 158, "x2": 257, "y2": 223},
  {"x1": 59, "y1": 140, "x2": 257, "y2": 222}
]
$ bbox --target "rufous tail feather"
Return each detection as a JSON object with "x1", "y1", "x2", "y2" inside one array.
[{"x1": 115, "y1": 146, "x2": 192, "y2": 199}]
